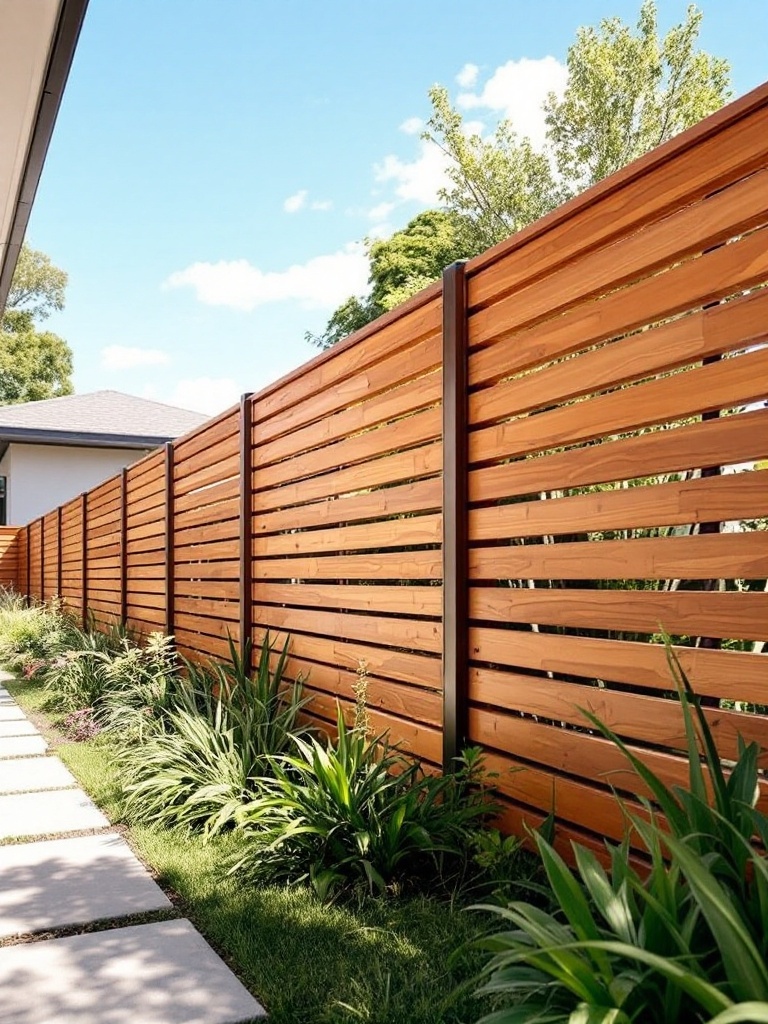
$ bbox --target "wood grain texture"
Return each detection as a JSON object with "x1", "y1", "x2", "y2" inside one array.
[{"x1": 469, "y1": 585, "x2": 768, "y2": 641}]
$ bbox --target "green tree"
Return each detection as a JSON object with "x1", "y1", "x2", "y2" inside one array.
[
  {"x1": 0, "y1": 243, "x2": 73, "y2": 403},
  {"x1": 312, "y1": 1, "x2": 731, "y2": 348},
  {"x1": 423, "y1": 88, "x2": 563, "y2": 255},
  {"x1": 544, "y1": 0, "x2": 731, "y2": 195},
  {"x1": 308, "y1": 210, "x2": 464, "y2": 349}
]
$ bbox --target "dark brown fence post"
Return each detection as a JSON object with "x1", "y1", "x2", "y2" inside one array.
[
  {"x1": 165, "y1": 442, "x2": 175, "y2": 639},
  {"x1": 56, "y1": 506, "x2": 62, "y2": 597},
  {"x1": 120, "y1": 467, "x2": 128, "y2": 626},
  {"x1": 239, "y1": 392, "x2": 254, "y2": 672},
  {"x1": 80, "y1": 493, "x2": 88, "y2": 627},
  {"x1": 25, "y1": 523, "x2": 30, "y2": 601},
  {"x1": 441, "y1": 260, "x2": 469, "y2": 771},
  {"x1": 39, "y1": 517, "x2": 45, "y2": 602}
]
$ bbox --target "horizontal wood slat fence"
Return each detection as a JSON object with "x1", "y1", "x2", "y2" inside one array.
[{"x1": 6, "y1": 83, "x2": 768, "y2": 857}]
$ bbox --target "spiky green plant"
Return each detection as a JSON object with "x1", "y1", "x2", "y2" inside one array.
[
  {"x1": 232, "y1": 706, "x2": 499, "y2": 899},
  {"x1": 466, "y1": 644, "x2": 768, "y2": 1024},
  {"x1": 120, "y1": 633, "x2": 308, "y2": 833}
]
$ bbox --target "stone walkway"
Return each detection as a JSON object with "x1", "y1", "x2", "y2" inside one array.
[{"x1": 0, "y1": 677, "x2": 266, "y2": 1023}]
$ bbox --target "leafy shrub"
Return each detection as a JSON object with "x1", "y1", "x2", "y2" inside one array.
[
  {"x1": 42, "y1": 623, "x2": 131, "y2": 712},
  {"x1": 467, "y1": 646, "x2": 768, "y2": 1024},
  {"x1": 94, "y1": 632, "x2": 179, "y2": 739},
  {"x1": 120, "y1": 634, "x2": 307, "y2": 833},
  {"x1": 232, "y1": 708, "x2": 499, "y2": 899},
  {"x1": 0, "y1": 596, "x2": 79, "y2": 671}
]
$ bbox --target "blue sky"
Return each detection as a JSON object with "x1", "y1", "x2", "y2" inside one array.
[{"x1": 27, "y1": 0, "x2": 768, "y2": 415}]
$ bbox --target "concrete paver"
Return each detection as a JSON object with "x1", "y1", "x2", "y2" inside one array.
[
  {"x1": 0, "y1": 734, "x2": 47, "y2": 757},
  {"x1": 0, "y1": 788, "x2": 109, "y2": 839},
  {"x1": 0, "y1": 833, "x2": 172, "y2": 937},
  {"x1": 0, "y1": 719, "x2": 40, "y2": 737},
  {"x1": 0, "y1": 919, "x2": 267, "y2": 1023},
  {"x1": 0, "y1": 756, "x2": 77, "y2": 794},
  {"x1": 0, "y1": 703, "x2": 26, "y2": 721}
]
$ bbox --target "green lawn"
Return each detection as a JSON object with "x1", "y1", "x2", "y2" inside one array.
[{"x1": 6, "y1": 675, "x2": 494, "y2": 1024}]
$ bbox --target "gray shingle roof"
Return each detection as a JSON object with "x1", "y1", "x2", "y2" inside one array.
[{"x1": 0, "y1": 390, "x2": 209, "y2": 447}]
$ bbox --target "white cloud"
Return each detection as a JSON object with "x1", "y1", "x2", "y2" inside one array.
[
  {"x1": 368, "y1": 201, "x2": 396, "y2": 221},
  {"x1": 283, "y1": 189, "x2": 308, "y2": 213},
  {"x1": 164, "y1": 244, "x2": 369, "y2": 311},
  {"x1": 462, "y1": 119, "x2": 486, "y2": 138},
  {"x1": 310, "y1": 199, "x2": 333, "y2": 211},
  {"x1": 399, "y1": 116, "x2": 423, "y2": 135},
  {"x1": 100, "y1": 345, "x2": 171, "y2": 371},
  {"x1": 142, "y1": 377, "x2": 241, "y2": 417},
  {"x1": 456, "y1": 62, "x2": 479, "y2": 88},
  {"x1": 374, "y1": 140, "x2": 450, "y2": 206},
  {"x1": 457, "y1": 55, "x2": 567, "y2": 148},
  {"x1": 367, "y1": 222, "x2": 394, "y2": 240}
]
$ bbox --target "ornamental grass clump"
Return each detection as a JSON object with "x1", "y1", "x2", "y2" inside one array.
[
  {"x1": 467, "y1": 644, "x2": 768, "y2": 1024},
  {"x1": 232, "y1": 705, "x2": 500, "y2": 900},
  {"x1": 120, "y1": 633, "x2": 308, "y2": 834}
]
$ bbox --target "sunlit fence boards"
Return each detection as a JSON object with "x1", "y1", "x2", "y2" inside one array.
[
  {"x1": 172, "y1": 407, "x2": 241, "y2": 663},
  {"x1": 463, "y1": 82, "x2": 768, "y2": 849},
  {"x1": 250, "y1": 293, "x2": 445, "y2": 764},
  {"x1": 11, "y1": 81, "x2": 768, "y2": 853}
]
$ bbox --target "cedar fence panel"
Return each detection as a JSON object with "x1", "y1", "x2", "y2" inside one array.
[
  {"x1": 7, "y1": 81, "x2": 767, "y2": 856},
  {"x1": 463, "y1": 81, "x2": 768, "y2": 849}
]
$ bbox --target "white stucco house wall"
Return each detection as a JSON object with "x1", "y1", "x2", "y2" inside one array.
[{"x1": 0, "y1": 390, "x2": 207, "y2": 524}]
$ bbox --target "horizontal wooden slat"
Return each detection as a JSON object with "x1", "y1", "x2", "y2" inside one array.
[
  {"x1": 253, "y1": 512, "x2": 442, "y2": 557},
  {"x1": 174, "y1": 596, "x2": 239, "y2": 621},
  {"x1": 173, "y1": 451, "x2": 239, "y2": 498},
  {"x1": 469, "y1": 586, "x2": 767, "y2": 641},
  {"x1": 174, "y1": 560, "x2": 240, "y2": 581},
  {"x1": 175, "y1": 498, "x2": 239, "y2": 532},
  {"x1": 471, "y1": 346, "x2": 768, "y2": 467},
  {"x1": 255, "y1": 582, "x2": 442, "y2": 617},
  {"x1": 174, "y1": 540, "x2": 239, "y2": 563},
  {"x1": 471, "y1": 288, "x2": 768, "y2": 423},
  {"x1": 174, "y1": 476, "x2": 239, "y2": 514},
  {"x1": 469, "y1": 667, "x2": 768, "y2": 763},
  {"x1": 470, "y1": 224, "x2": 768, "y2": 377},
  {"x1": 174, "y1": 432, "x2": 238, "y2": 484},
  {"x1": 174, "y1": 520, "x2": 239, "y2": 549},
  {"x1": 470, "y1": 471, "x2": 767, "y2": 541},
  {"x1": 253, "y1": 440, "x2": 442, "y2": 511},
  {"x1": 255, "y1": 368, "x2": 440, "y2": 471},
  {"x1": 253, "y1": 477, "x2": 441, "y2": 536},
  {"x1": 471, "y1": 170, "x2": 768, "y2": 350},
  {"x1": 470, "y1": 531, "x2": 767, "y2": 581},
  {"x1": 256, "y1": 406, "x2": 442, "y2": 492},
  {"x1": 283, "y1": 655, "x2": 442, "y2": 727},
  {"x1": 470, "y1": 409, "x2": 767, "y2": 503},
  {"x1": 469, "y1": 627, "x2": 767, "y2": 702},
  {"x1": 173, "y1": 409, "x2": 239, "y2": 465},
  {"x1": 253, "y1": 548, "x2": 441, "y2": 581},
  {"x1": 253, "y1": 605, "x2": 441, "y2": 653}
]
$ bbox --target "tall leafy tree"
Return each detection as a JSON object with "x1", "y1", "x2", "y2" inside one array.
[
  {"x1": 0, "y1": 243, "x2": 73, "y2": 403},
  {"x1": 544, "y1": 0, "x2": 731, "y2": 195},
  {"x1": 312, "y1": 1, "x2": 731, "y2": 347}
]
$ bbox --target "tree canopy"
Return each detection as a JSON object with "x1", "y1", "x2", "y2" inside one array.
[
  {"x1": 307, "y1": 210, "x2": 463, "y2": 349},
  {"x1": 0, "y1": 243, "x2": 73, "y2": 403},
  {"x1": 312, "y1": 0, "x2": 731, "y2": 348}
]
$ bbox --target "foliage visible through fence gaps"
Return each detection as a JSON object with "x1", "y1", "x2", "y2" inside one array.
[{"x1": 3, "y1": 82, "x2": 766, "y2": 858}]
